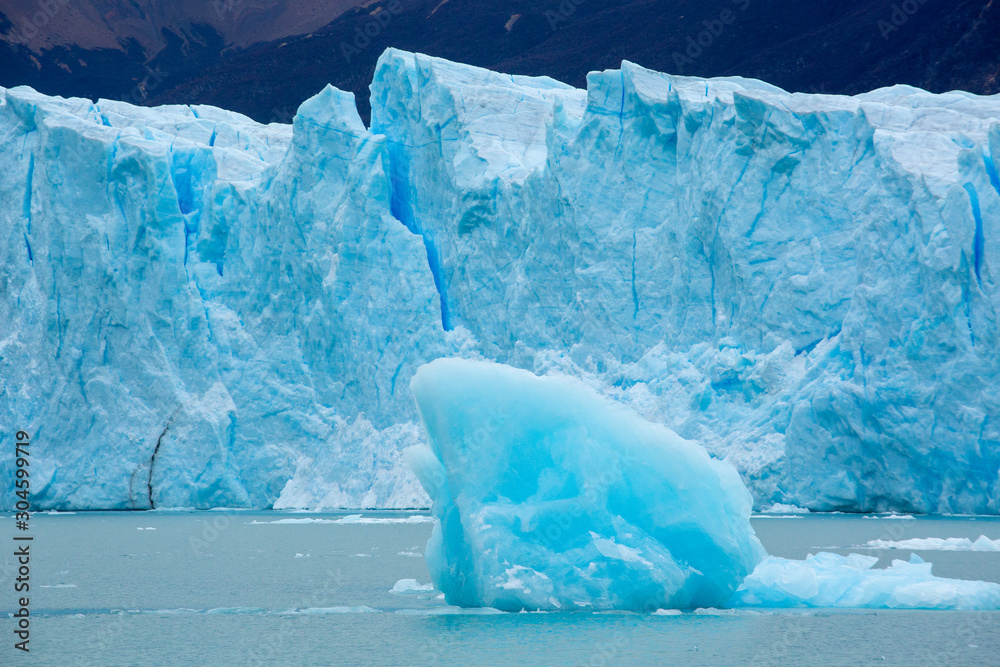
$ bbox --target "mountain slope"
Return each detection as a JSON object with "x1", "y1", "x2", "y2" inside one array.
[{"x1": 1, "y1": 0, "x2": 997, "y2": 123}]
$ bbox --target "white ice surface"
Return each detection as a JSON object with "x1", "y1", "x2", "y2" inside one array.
[
  {"x1": 731, "y1": 552, "x2": 1000, "y2": 610},
  {"x1": 861, "y1": 536, "x2": 1000, "y2": 552}
]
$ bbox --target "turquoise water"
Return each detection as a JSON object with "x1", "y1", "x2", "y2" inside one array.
[{"x1": 2, "y1": 512, "x2": 999, "y2": 665}]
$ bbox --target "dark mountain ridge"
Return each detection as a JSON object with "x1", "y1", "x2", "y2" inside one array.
[{"x1": 1, "y1": 0, "x2": 997, "y2": 124}]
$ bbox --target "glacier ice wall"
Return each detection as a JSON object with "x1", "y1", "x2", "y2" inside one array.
[
  {"x1": 0, "y1": 84, "x2": 452, "y2": 509},
  {"x1": 2, "y1": 48, "x2": 999, "y2": 512},
  {"x1": 369, "y1": 50, "x2": 1000, "y2": 515}
]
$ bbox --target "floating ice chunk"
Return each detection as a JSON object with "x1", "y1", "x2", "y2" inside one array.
[
  {"x1": 394, "y1": 607, "x2": 504, "y2": 615},
  {"x1": 330, "y1": 514, "x2": 433, "y2": 524},
  {"x1": 154, "y1": 606, "x2": 383, "y2": 616},
  {"x1": 760, "y1": 504, "x2": 810, "y2": 515},
  {"x1": 248, "y1": 515, "x2": 433, "y2": 525},
  {"x1": 391, "y1": 579, "x2": 436, "y2": 594},
  {"x1": 861, "y1": 536, "x2": 1000, "y2": 552},
  {"x1": 730, "y1": 552, "x2": 1000, "y2": 610},
  {"x1": 285, "y1": 606, "x2": 381, "y2": 615},
  {"x1": 406, "y1": 358, "x2": 766, "y2": 612}
]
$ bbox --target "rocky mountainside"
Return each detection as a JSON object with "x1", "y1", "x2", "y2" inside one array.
[{"x1": 1, "y1": 0, "x2": 997, "y2": 123}]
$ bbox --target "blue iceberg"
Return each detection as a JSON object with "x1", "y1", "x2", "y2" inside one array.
[
  {"x1": 406, "y1": 358, "x2": 767, "y2": 611},
  {"x1": 408, "y1": 358, "x2": 1000, "y2": 612}
]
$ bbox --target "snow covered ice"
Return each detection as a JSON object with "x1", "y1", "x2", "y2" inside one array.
[
  {"x1": 2, "y1": 48, "x2": 1000, "y2": 514},
  {"x1": 406, "y1": 358, "x2": 766, "y2": 611},
  {"x1": 861, "y1": 536, "x2": 1000, "y2": 552},
  {"x1": 731, "y1": 552, "x2": 1000, "y2": 610}
]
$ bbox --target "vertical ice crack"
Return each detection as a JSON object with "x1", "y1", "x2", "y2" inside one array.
[
  {"x1": 22, "y1": 153, "x2": 33, "y2": 232},
  {"x1": 983, "y1": 147, "x2": 1000, "y2": 200},
  {"x1": 614, "y1": 71, "x2": 627, "y2": 159},
  {"x1": 963, "y1": 183, "x2": 985, "y2": 288},
  {"x1": 22, "y1": 150, "x2": 34, "y2": 265},
  {"x1": 630, "y1": 229, "x2": 639, "y2": 319},
  {"x1": 385, "y1": 141, "x2": 453, "y2": 331},
  {"x1": 146, "y1": 406, "x2": 181, "y2": 510},
  {"x1": 147, "y1": 424, "x2": 168, "y2": 510}
]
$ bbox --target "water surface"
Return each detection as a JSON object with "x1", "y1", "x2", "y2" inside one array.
[{"x1": 2, "y1": 512, "x2": 998, "y2": 665}]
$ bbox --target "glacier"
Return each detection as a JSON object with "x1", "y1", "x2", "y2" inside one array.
[
  {"x1": 405, "y1": 358, "x2": 766, "y2": 611},
  {"x1": 1, "y1": 48, "x2": 999, "y2": 512}
]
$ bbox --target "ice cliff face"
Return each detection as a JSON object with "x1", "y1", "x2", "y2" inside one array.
[
  {"x1": 2, "y1": 49, "x2": 999, "y2": 513},
  {"x1": 0, "y1": 83, "x2": 450, "y2": 509}
]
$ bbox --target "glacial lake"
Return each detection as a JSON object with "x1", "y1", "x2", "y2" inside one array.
[{"x1": 2, "y1": 512, "x2": 999, "y2": 665}]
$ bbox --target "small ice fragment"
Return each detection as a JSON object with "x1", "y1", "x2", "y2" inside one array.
[
  {"x1": 391, "y1": 579, "x2": 435, "y2": 594},
  {"x1": 730, "y1": 552, "x2": 1000, "y2": 610},
  {"x1": 859, "y1": 536, "x2": 1000, "y2": 552}
]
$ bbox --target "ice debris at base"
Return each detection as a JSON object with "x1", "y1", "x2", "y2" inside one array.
[
  {"x1": 391, "y1": 579, "x2": 436, "y2": 594},
  {"x1": 149, "y1": 606, "x2": 383, "y2": 616},
  {"x1": 759, "y1": 504, "x2": 810, "y2": 515},
  {"x1": 3, "y1": 48, "x2": 1000, "y2": 513},
  {"x1": 248, "y1": 515, "x2": 433, "y2": 525},
  {"x1": 861, "y1": 536, "x2": 1000, "y2": 551},
  {"x1": 731, "y1": 552, "x2": 1000, "y2": 610},
  {"x1": 406, "y1": 358, "x2": 766, "y2": 612}
]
